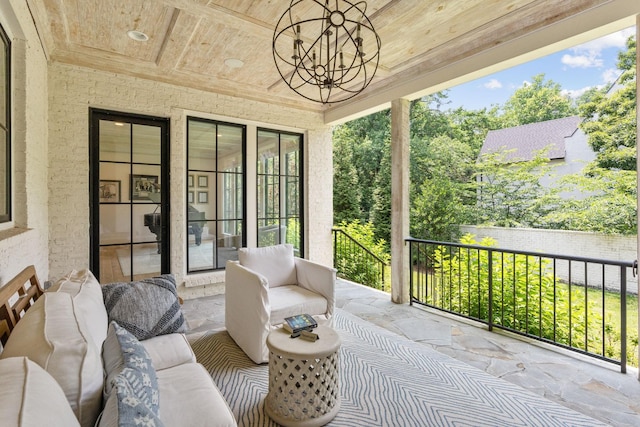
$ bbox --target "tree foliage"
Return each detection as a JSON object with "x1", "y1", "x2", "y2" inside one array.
[
  {"x1": 546, "y1": 167, "x2": 637, "y2": 234},
  {"x1": 502, "y1": 73, "x2": 577, "y2": 126},
  {"x1": 475, "y1": 150, "x2": 560, "y2": 228},
  {"x1": 333, "y1": 35, "x2": 636, "y2": 239},
  {"x1": 579, "y1": 36, "x2": 637, "y2": 171},
  {"x1": 333, "y1": 126, "x2": 362, "y2": 224},
  {"x1": 334, "y1": 220, "x2": 390, "y2": 290},
  {"x1": 411, "y1": 135, "x2": 475, "y2": 241}
]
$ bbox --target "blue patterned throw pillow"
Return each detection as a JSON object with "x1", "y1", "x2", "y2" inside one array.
[
  {"x1": 112, "y1": 372, "x2": 164, "y2": 427},
  {"x1": 112, "y1": 322, "x2": 160, "y2": 416},
  {"x1": 102, "y1": 275, "x2": 187, "y2": 341}
]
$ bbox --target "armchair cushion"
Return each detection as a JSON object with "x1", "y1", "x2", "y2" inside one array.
[
  {"x1": 238, "y1": 244, "x2": 296, "y2": 288},
  {"x1": 269, "y1": 285, "x2": 328, "y2": 326}
]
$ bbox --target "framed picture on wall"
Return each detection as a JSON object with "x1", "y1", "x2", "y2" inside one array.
[
  {"x1": 99, "y1": 180, "x2": 121, "y2": 203},
  {"x1": 197, "y1": 191, "x2": 208, "y2": 204},
  {"x1": 197, "y1": 175, "x2": 208, "y2": 188},
  {"x1": 188, "y1": 191, "x2": 194, "y2": 204},
  {"x1": 188, "y1": 175, "x2": 194, "y2": 188},
  {"x1": 131, "y1": 174, "x2": 159, "y2": 200}
]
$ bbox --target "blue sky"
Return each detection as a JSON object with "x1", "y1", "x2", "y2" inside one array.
[{"x1": 444, "y1": 26, "x2": 636, "y2": 111}]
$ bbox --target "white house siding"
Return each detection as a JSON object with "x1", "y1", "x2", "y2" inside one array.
[
  {"x1": 47, "y1": 63, "x2": 333, "y2": 298},
  {"x1": 461, "y1": 225, "x2": 638, "y2": 294},
  {"x1": 541, "y1": 127, "x2": 597, "y2": 200},
  {"x1": 0, "y1": 0, "x2": 49, "y2": 286}
]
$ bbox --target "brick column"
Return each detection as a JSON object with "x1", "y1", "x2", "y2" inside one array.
[{"x1": 391, "y1": 98, "x2": 410, "y2": 304}]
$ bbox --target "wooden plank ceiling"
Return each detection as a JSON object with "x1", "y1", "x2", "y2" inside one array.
[{"x1": 26, "y1": 0, "x2": 619, "y2": 115}]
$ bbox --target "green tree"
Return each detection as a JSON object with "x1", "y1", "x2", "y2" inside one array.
[
  {"x1": 333, "y1": 126, "x2": 362, "y2": 223},
  {"x1": 411, "y1": 135, "x2": 475, "y2": 241},
  {"x1": 502, "y1": 74, "x2": 577, "y2": 126},
  {"x1": 369, "y1": 148, "x2": 391, "y2": 245},
  {"x1": 475, "y1": 150, "x2": 560, "y2": 227},
  {"x1": 546, "y1": 167, "x2": 637, "y2": 234},
  {"x1": 410, "y1": 94, "x2": 453, "y2": 141},
  {"x1": 448, "y1": 106, "x2": 502, "y2": 155},
  {"x1": 343, "y1": 109, "x2": 391, "y2": 218},
  {"x1": 579, "y1": 36, "x2": 636, "y2": 171}
]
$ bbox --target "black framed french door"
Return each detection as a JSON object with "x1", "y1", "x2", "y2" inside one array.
[{"x1": 89, "y1": 108, "x2": 170, "y2": 282}]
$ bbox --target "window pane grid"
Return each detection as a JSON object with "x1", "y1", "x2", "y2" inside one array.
[
  {"x1": 0, "y1": 24, "x2": 9, "y2": 223},
  {"x1": 187, "y1": 117, "x2": 245, "y2": 272},
  {"x1": 257, "y1": 129, "x2": 303, "y2": 254}
]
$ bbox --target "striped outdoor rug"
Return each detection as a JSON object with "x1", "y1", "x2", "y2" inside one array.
[{"x1": 188, "y1": 309, "x2": 607, "y2": 427}]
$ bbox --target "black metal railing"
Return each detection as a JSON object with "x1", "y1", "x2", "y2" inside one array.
[
  {"x1": 332, "y1": 228, "x2": 389, "y2": 292},
  {"x1": 406, "y1": 237, "x2": 637, "y2": 372}
]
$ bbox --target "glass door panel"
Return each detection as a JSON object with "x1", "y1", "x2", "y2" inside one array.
[{"x1": 91, "y1": 110, "x2": 169, "y2": 282}]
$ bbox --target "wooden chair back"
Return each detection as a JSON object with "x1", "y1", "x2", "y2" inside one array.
[{"x1": 0, "y1": 265, "x2": 44, "y2": 346}]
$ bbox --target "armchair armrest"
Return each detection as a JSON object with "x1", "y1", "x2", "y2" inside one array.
[
  {"x1": 295, "y1": 258, "x2": 337, "y2": 319},
  {"x1": 224, "y1": 261, "x2": 272, "y2": 363}
]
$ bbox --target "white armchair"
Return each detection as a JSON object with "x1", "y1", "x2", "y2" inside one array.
[{"x1": 225, "y1": 244, "x2": 336, "y2": 364}]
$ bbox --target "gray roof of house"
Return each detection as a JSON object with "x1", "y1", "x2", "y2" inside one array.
[{"x1": 479, "y1": 116, "x2": 582, "y2": 162}]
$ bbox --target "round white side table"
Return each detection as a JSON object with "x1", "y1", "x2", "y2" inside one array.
[{"x1": 264, "y1": 325, "x2": 341, "y2": 427}]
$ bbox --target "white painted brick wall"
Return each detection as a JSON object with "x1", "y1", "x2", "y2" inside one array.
[
  {"x1": 0, "y1": 1, "x2": 49, "y2": 285},
  {"x1": 48, "y1": 62, "x2": 333, "y2": 297}
]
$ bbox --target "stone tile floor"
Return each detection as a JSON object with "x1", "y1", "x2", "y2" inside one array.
[{"x1": 181, "y1": 278, "x2": 640, "y2": 426}]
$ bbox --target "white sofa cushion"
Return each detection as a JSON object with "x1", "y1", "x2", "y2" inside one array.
[
  {"x1": 0, "y1": 292, "x2": 103, "y2": 427},
  {"x1": 0, "y1": 356, "x2": 81, "y2": 427},
  {"x1": 48, "y1": 268, "x2": 109, "y2": 349},
  {"x1": 104, "y1": 326, "x2": 197, "y2": 398},
  {"x1": 238, "y1": 244, "x2": 297, "y2": 288},
  {"x1": 141, "y1": 332, "x2": 197, "y2": 370},
  {"x1": 156, "y1": 363, "x2": 237, "y2": 427},
  {"x1": 268, "y1": 285, "x2": 329, "y2": 325}
]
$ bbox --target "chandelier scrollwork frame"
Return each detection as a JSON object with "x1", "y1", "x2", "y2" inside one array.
[{"x1": 272, "y1": 0, "x2": 381, "y2": 104}]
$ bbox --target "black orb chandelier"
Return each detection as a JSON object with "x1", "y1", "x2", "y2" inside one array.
[{"x1": 272, "y1": 0, "x2": 381, "y2": 104}]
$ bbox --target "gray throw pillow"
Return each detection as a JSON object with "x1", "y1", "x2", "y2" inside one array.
[{"x1": 102, "y1": 275, "x2": 187, "y2": 341}]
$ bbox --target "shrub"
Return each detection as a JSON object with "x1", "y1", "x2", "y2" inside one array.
[
  {"x1": 427, "y1": 234, "x2": 635, "y2": 364},
  {"x1": 334, "y1": 220, "x2": 390, "y2": 290}
]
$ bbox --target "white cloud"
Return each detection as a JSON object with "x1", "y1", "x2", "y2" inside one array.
[
  {"x1": 561, "y1": 87, "x2": 592, "y2": 99},
  {"x1": 483, "y1": 79, "x2": 502, "y2": 89},
  {"x1": 561, "y1": 27, "x2": 634, "y2": 69},
  {"x1": 561, "y1": 53, "x2": 602, "y2": 68},
  {"x1": 572, "y1": 27, "x2": 635, "y2": 53},
  {"x1": 602, "y1": 68, "x2": 622, "y2": 84}
]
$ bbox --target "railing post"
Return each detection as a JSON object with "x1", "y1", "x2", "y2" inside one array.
[
  {"x1": 408, "y1": 241, "x2": 413, "y2": 306},
  {"x1": 332, "y1": 229, "x2": 337, "y2": 269},
  {"x1": 488, "y1": 249, "x2": 493, "y2": 332},
  {"x1": 620, "y1": 266, "x2": 627, "y2": 374}
]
